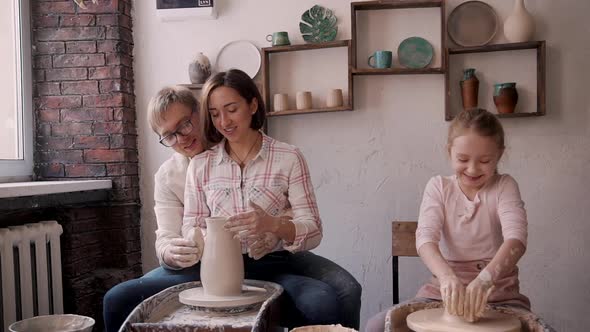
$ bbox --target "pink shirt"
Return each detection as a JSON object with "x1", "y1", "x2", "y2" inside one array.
[
  {"x1": 416, "y1": 174, "x2": 527, "y2": 262},
  {"x1": 183, "y1": 133, "x2": 322, "y2": 253}
]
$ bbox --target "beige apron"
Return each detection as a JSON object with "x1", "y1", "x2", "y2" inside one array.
[{"x1": 416, "y1": 260, "x2": 530, "y2": 309}]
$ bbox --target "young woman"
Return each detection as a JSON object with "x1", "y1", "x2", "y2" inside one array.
[{"x1": 182, "y1": 69, "x2": 360, "y2": 328}]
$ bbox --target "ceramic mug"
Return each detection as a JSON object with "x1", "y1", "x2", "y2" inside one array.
[
  {"x1": 296, "y1": 91, "x2": 312, "y2": 110},
  {"x1": 326, "y1": 89, "x2": 343, "y2": 107},
  {"x1": 266, "y1": 31, "x2": 291, "y2": 46},
  {"x1": 368, "y1": 50, "x2": 393, "y2": 69},
  {"x1": 273, "y1": 93, "x2": 289, "y2": 112}
]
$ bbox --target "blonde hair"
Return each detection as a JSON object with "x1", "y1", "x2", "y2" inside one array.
[
  {"x1": 448, "y1": 108, "x2": 505, "y2": 150},
  {"x1": 147, "y1": 86, "x2": 199, "y2": 133}
]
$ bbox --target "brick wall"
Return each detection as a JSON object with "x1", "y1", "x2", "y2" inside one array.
[{"x1": 29, "y1": 0, "x2": 141, "y2": 329}]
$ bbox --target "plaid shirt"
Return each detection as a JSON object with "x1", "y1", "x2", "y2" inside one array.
[{"x1": 183, "y1": 133, "x2": 322, "y2": 253}]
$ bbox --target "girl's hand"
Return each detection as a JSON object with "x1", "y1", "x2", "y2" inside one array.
[
  {"x1": 464, "y1": 270, "x2": 494, "y2": 322},
  {"x1": 224, "y1": 201, "x2": 278, "y2": 238},
  {"x1": 438, "y1": 273, "x2": 466, "y2": 316}
]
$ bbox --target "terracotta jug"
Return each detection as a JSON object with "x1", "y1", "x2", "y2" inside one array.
[
  {"x1": 460, "y1": 68, "x2": 479, "y2": 110},
  {"x1": 200, "y1": 217, "x2": 244, "y2": 297},
  {"x1": 493, "y1": 83, "x2": 519, "y2": 114}
]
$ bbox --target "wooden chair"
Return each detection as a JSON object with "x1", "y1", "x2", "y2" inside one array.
[{"x1": 391, "y1": 221, "x2": 418, "y2": 305}]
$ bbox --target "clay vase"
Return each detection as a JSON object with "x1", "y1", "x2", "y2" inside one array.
[
  {"x1": 326, "y1": 89, "x2": 344, "y2": 108},
  {"x1": 200, "y1": 217, "x2": 244, "y2": 297},
  {"x1": 493, "y1": 83, "x2": 519, "y2": 114},
  {"x1": 460, "y1": 68, "x2": 479, "y2": 110},
  {"x1": 296, "y1": 91, "x2": 312, "y2": 110},
  {"x1": 188, "y1": 52, "x2": 211, "y2": 84},
  {"x1": 504, "y1": 0, "x2": 535, "y2": 43},
  {"x1": 273, "y1": 93, "x2": 289, "y2": 112}
]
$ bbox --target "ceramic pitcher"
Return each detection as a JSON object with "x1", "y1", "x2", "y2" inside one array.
[{"x1": 200, "y1": 217, "x2": 244, "y2": 296}]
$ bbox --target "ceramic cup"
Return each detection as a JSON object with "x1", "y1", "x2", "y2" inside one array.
[
  {"x1": 273, "y1": 93, "x2": 289, "y2": 112},
  {"x1": 326, "y1": 89, "x2": 343, "y2": 107},
  {"x1": 296, "y1": 91, "x2": 312, "y2": 110},
  {"x1": 266, "y1": 31, "x2": 291, "y2": 46},
  {"x1": 368, "y1": 50, "x2": 393, "y2": 69}
]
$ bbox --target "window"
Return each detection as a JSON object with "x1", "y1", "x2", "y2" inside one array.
[{"x1": 0, "y1": 0, "x2": 33, "y2": 182}]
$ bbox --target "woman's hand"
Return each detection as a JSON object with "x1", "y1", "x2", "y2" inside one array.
[
  {"x1": 463, "y1": 270, "x2": 494, "y2": 322},
  {"x1": 439, "y1": 273, "x2": 466, "y2": 316},
  {"x1": 245, "y1": 232, "x2": 280, "y2": 260},
  {"x1": 163, "y1": 237, "x2": 200, "y2": 268},
  {"x1": 224, "y1": 201, "x2": 278, "y2": 239}
]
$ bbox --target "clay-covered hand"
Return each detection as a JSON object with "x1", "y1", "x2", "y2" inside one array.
[
  {"x1": 162, "y1": 237, "x2": 200, "y2": 268},
  {"x1": 224, "y1": 201, "x2": 278, "y2": 239},
  {"x1": 246, "y1": 232, "x2": 280, "y2": 260},
  {"x1": 463, "y1": 269, "x2": 494, "y2": 322},
  {"x1": 438, "y1": 273, "x2": 466, "y2": 316}
]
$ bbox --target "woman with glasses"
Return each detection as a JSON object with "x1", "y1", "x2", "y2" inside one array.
[{"x1": 182, "y1": 69, "x2": 361, "y2": 328}]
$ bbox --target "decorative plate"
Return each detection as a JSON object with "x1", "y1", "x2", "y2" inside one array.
[
  {"x1": 397, "y1": 37, "x2": 434, "y2": 69},
  {"x1": 448, "y1": 1, "x2": 499, "y2": 47},
  {"x1": 214, "y1": 40, "x2": 261, "y2": 78},
  {"x1": 299, "y1": 5, "x2": 338, "y2": 43}
]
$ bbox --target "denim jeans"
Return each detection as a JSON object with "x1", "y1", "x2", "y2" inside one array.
[
  {"x1": 289, "y1": 251, "x2": 362, "y2": 329},
  {"x1": 103, "y1": 251, "x2": 355, "y2": 332}
]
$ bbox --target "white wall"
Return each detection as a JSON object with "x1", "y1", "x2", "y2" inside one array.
[{"x1": 133, "y1": 1, "x2": 590, "y2": 330}]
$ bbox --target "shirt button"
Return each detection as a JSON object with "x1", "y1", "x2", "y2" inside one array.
[{"x1": 476, "y1": 263, "x2": 484, "y2": 270}]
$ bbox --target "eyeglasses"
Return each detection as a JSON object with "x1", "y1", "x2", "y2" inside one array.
[{"x1": 159, "y1": 119, "x2": 194, "y2": 147}]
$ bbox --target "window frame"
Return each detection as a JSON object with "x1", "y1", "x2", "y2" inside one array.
[{"x1": 0, "y1": 0, "x2": 33, "y2": 183}]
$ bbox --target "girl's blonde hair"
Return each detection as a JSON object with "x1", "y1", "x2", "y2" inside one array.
[
  {"x1": 147, "y1": 86, "x2": 198, "y2": 133},
  {"x1": 448, "y1": 108, "x2": 505, "y2": 150}
]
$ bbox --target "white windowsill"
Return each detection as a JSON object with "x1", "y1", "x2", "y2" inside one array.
[{"x1": 0, "y1": 180, "x2": 112, "y2": 199}]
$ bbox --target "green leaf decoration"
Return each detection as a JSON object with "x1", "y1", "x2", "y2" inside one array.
[{"x1": 299, "y1": 5, "x2": 338, "y2": 43}]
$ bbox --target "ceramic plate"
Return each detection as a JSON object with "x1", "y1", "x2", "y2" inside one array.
[
  {"x1": 448, "y1": 1, "x2": 499, "y2": 47},
  {"x1": 178, "y1": 285, "x2": 270, "y2": 308},
  {"x1": 214, "y1": 40, "x2": 261, "y2": 78},
  {"x1": 397, "y1": 37, "x2": 434, "y2": 69}
]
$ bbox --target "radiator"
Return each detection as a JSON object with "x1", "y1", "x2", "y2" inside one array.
[{"x1": 0, "y1": 221, "x2": 63, "y2": 331}]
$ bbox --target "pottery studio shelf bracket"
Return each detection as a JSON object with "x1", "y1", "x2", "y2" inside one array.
[
  {"x1": 261, "y1": 40, "x2": 354, "y2": 118},
  {"x1": 445, "y1": 40, "x2": 546, "y2": 121},
  {"x1": 350, "y1": 0, "x2": 447, "y2": 76}
]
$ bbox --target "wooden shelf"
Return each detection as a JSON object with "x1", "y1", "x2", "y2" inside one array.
[
  {"x1": 445, "y1": 41, "x2": 546, "y2": 121},
  {"x1": 351, "y1": 0, "x2": 443, "y2": 10},
  {"x1": 449, "y1": 41, "x2": 544, "y2": 55},
  {"x1": 351, "y1": 0, "x2": 446, "y2": 76},
  {"x1": 352, "y1": 68, "x2": 444, "y2": 75},
  {"x1": 262, "y1": 40, "x2": 350, "y2": 54},
  {"x1": 267, "y1": 106, "x2": 353, "y2": 117},
  {"x1": 262, "y1": 40, "x2": 353, "y2": 118},
  {"x1": 178, "y1": 83, "x2": 203, "y2": 90},
  {"x1": 496, "y1": 112, "x2": 545, "y2": 118}
]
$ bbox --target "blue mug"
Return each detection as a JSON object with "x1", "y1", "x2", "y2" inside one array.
[{"x1": 368, "y1": 50, "x2": 393, "y2": 69}]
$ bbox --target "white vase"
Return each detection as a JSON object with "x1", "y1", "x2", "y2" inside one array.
[
  {"x1": 200, "y1": 217, "x2": 244, "y2": 297},
  {"x1": 503, "y1": 0, "x2": 535, "y2": 43}
]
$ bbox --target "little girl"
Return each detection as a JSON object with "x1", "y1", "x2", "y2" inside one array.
[{"x1": 366, "y1": 109, "x2": 554, "y2": 332}]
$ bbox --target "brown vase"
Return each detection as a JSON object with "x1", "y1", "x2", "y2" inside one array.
[
  {"x1": 493, "y1": 83, "x2": 518, "y2": 114},
  {"x1": 460, "y1": 68, "x2": 479, "y2": 110}
]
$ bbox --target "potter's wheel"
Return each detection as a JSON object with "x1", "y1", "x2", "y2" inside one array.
[
  {"x1": 178, "y1": 285, "x2": 271, "y2": 314},
  {"x1": 407, "y1": 308, "x2": 521, "y2": 332}
]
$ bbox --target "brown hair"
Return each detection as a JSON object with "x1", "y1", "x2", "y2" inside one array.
[
  {"x1": 199, "y1": 69, "x2": 266, "y2": 144},
  {"x1": 147, "y1": 85, "x2": 199, "y2": 133},
  {"x1": 448, "y1": 108, "x2": 505, "y2": 150}
]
